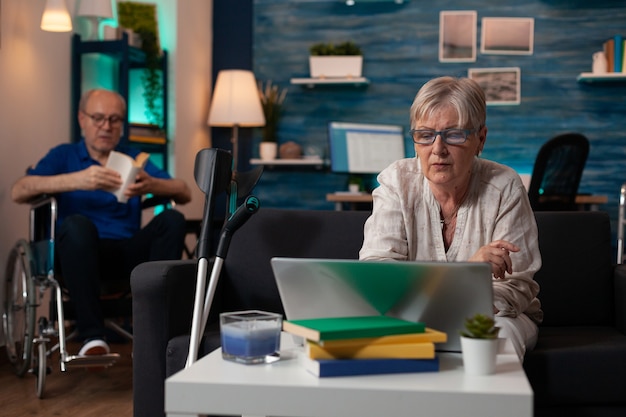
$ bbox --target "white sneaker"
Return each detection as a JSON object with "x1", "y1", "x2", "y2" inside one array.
[{"x1": 78, "y1": 339, "x2": 110, "y2": 356}]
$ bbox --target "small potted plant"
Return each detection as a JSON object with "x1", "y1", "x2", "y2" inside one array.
[
  {"x1": 257, "y1": 80, "x2": 287, "y2": 160},
  {"x1": 459, "y1": 313, "x2": 500, "y2": 375},
  {"x1": 309, "y1": 41, "x2": 363, "y2": 79}
]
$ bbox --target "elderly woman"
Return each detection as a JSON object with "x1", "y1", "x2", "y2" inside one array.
[{"x1": 359, "y1": 76, "x2": 542, "y2": 360}]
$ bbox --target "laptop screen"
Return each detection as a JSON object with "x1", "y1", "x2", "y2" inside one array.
[
  {"x1": 328, "y1": 122, "x2": 407, "y2": 174},
  {"x1": 271, "y1": 257, "x2": 494, "y2": 352}
]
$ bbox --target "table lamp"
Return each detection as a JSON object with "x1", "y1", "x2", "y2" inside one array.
[
  {"x1": 207, "y1": 70, "x2": 265, "y2": 213},
  {"x1": 40, "y1": 0, "x2": 73, "y2": 32},
  {"x1": 76, "y1": 0, "x2": 114, "y2": 40}
]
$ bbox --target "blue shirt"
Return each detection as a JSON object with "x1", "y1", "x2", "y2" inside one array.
[{"x1": 27, "y1": 140, "x2": 170, "y2": 240}]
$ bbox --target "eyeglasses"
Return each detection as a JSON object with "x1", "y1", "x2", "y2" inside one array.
[
  {"x1": 409, "y1": 128, "x2": 477, "y2": 145},
  {"x1": 82, "y1": 111, "x2": 124, "y2": 128}
]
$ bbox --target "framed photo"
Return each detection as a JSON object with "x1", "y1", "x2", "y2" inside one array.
[
  {"x1": 439, "y1": 11, "x2": 477, "y2": 63},
  {"x1": 468, "y1": 67, "x2": 521, "y2": 106},
  {"x1": 481, "y1": 17, "x2": 534, "y2": 55}
]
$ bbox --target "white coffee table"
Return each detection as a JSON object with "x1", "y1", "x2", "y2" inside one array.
[{"x1": 165, "y1": 334, "x2": 533, "y2": 417}]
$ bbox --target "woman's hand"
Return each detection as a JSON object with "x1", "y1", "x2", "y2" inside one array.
[{"x1": 469, "y1": 240, "x2": 520, "y2": 279}]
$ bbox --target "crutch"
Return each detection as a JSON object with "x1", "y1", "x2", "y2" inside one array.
[{"x1": 186, "y1": 148, "x2": 261, "y2": 367}]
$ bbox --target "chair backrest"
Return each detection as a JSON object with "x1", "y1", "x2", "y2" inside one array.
[{"x1": 528, "y1": 133, "x2": 589, "y2": 211}]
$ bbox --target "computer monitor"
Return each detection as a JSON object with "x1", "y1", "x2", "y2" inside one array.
[{"x1": 328, "y1": 122, "x2": 407, "y2": 174}]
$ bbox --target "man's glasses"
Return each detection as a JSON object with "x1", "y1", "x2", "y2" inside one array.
[
  {"x1": 409, "y1": 128, "x2": 477, "y2": 145},
  {"x1": 82, "y1": 111, "x2": 124, "y2": 128}
]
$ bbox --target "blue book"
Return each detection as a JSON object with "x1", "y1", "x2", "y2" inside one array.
[
  {"x1": 614, "y1": 35, "x2": 623, "y2": 73},
  {"x1": 303, "y1": 356, "x2": 439, "y2": 377}
]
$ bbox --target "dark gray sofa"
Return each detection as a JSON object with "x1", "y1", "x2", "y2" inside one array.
[{"x1": 131, "y1": 209, "x2": 626, "y2": 417}]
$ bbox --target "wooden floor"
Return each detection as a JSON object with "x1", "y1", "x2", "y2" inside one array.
[{"x1": 0, "y1": 341, "x2": 133, "y2": 416}]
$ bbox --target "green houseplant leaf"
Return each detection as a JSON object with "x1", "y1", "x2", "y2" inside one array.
[
  {"x1": 118, "y1": 2, "x2": 163, "y2": 128},
  {"x1": 310, "y1": 41, "x2": 362, "y2": 56},
  {"x1": 460, "y1": 313, "x2": 500, "y2": 339},
  {"x1": 258, "y1": 80, "x2": 287, "y2": 143}
]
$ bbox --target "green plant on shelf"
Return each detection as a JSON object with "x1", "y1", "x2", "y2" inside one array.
[
  {"x1": 258, "y1": 80, "x2": 287, "y2": 143},
  {"x1": 310, "y1": 41, "x2": 362, "y2": 56},
  {"x1": 118, "y1": 2, "x2": 164, "y2": 128},
  {"x1": 460, "y1": 313, "x2": 500, "y2": 339}
]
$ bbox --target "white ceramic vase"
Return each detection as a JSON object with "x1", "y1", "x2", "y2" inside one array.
[
  {"x1": 260, "y1": 142, "x2": 278, "y2": 161},
  {"x1": 460, "y1": 336, "x2": 498, "y2": 375}
]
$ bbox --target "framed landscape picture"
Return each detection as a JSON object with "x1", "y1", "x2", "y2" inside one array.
[
  {"x1": 468, "y1": 67, "x2": 521, "y2": 105},
  {"x1": 481, "y1": 17, "x2": 534, "y2": 55},
  {"x1": 439, "y1": 11, "x2": 477, "y2": 63}
]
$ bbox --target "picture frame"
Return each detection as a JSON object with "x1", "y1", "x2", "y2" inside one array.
[
  {"x1": 439, "y1": 11, "x2": 477, "y2": 63},
  {"x1": 468, "y1": 67, "x2": 521, "y2": 106},
  {"x1": 481, "y1": 17, "x2": 534, "y2": 55}
]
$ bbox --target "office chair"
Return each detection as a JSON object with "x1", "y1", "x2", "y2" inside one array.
[{"x1": 527, "y1": 133, "x2": 589, "y2": 211}]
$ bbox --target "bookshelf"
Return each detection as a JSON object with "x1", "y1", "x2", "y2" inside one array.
[{"x1": 71, "y1": 33, "x2": 169, "y2": 171}]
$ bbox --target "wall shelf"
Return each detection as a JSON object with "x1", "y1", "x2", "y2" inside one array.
[
  {"x1": 577, "y1": 72, "x2": 626, "y2": 83},
  {"x1": 290, "y1": 77, "x2": 370, "y2": 88},
  {"x1": 250, "y1": 157, "x2": 327, "y2": 169}
]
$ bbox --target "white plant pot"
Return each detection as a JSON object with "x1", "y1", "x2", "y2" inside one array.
[
  {"x1": 259, "y1": 142, "x2": 278, "y2": 161},
  {"x1": 309, "y1": 56, "x2": 363, "y2": 79},
  {"x1": 460, "y1": 337, "x2": 498, "y2": 375}
]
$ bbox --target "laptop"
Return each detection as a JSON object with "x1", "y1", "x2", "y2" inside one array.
[{"x1": 270, "y1": 257, "x2": 493, "y2": 352}]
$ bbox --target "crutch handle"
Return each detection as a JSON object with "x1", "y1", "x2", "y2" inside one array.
[{"x1": 216, "y1": 196, "x2": 260, "y2": 258}]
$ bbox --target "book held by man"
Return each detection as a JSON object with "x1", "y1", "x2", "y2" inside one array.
[
  {"x1": 282, "y1": 315, "x2": 426, "y2": 342},
  {"x1": 106, "y1": 151, "x2": 150, "y2": 203}
]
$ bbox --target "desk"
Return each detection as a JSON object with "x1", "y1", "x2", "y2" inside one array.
[
  {"x1": 327, "y1": 192, "x2": 608, "y2": 211},
  {"x1": 165, "y1": 334, "x2": 532, "y2": 417}
]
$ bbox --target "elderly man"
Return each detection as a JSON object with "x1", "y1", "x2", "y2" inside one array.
[{"x1": 11, "y1": 88, "x2": 191, "y2": 356}]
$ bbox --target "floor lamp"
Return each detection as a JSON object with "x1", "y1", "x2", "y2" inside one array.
[{"x1": 207, "y1": 70, "x2": 266, "y2": 214}]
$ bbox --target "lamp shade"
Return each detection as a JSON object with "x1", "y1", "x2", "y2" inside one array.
[
  {"x1": 77, "y1": 0, "x2": 113, "y2": 18},
  {"x1": 41, "y1": 0, "x2": 73, "y2": 32},
  {"x1": 208, "y1": 70, "x2": 266, "y2": 127}
]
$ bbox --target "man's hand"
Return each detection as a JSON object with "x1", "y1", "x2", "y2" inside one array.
[
  {"x1": 469, "y1": 240, "x2": 520, "y2": 280},
  {"x1": 124, "y1": 170, "x2": 152, "y2": 199},
  {"x1": 79, "y1": 165, "x2": 123, "y2": 191}
]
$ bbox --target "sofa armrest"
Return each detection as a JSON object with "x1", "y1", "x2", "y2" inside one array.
[
  {"x1": 130, "y1": 259, "x2": 202, "y2": 417},
  {"x1": 615, "y1": 264, "x2": 626, "y2": 334}
]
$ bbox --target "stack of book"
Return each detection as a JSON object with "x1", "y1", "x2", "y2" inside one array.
[
  {"x1": 282, "y1": 315, "x2": 447, "y2": 377},
  {"x1": 129, "y1": 123, "x2": 167, "y2": 145},
  {"x1": 602, "y1": 35, "x2": 626, "y2": 73}
]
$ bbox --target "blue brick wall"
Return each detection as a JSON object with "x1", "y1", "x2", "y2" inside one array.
[{"x1": 249, "y1": 0, "x2": 626, "y2": 247}]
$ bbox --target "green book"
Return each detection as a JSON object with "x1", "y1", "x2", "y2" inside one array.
[{"x1": 282, "y1": 316, "x2": 425, "y2": 342}]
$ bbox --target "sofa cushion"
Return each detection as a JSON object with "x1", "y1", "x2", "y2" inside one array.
[
  {"x1": 524, "y1": 326, "x2": 626, "y2": 407},
  {"x1": 534, "y1": 212, "x2": 614, "y2": 326}
]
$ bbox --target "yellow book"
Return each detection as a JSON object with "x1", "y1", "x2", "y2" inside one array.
[
  {"x1": 306, "y1": 340, "x2": 435, "y2": 360},
  {"x1": 316, "y1": 327, "x2": 447, "y2": 348}
]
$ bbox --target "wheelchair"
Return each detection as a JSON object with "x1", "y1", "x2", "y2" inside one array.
[{"x1": 2, "y1": 196, "x2": 131, "y2": 398}]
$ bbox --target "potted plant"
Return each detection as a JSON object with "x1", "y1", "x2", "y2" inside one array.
[
  {"x1": 459, "y1": 313, "x2": 500, "y2": 375},
  {"x1": 118, "y1": 2, "x2": 164, "y2": 128},
  {"x1": 348, "y1": 175, "x2": 363, "y2": 193},
  {"x1": 258, "y1": 80, "x2": 287, "y2": 160},
  {"x1": 309, "y1": 41, "x2": 363, "y2": 79}
]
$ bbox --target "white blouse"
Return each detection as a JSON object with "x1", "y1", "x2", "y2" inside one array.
[{"x1": 360, "y1": 157, "x2": 543, "y2": 324}]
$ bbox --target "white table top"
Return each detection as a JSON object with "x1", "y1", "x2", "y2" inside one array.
[{"x1": 165, "y1": 334, "x2": 533, "y2": 417}]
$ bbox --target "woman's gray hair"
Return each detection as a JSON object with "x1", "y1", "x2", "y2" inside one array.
[
  {"x1": 410, "y1": 76, "x2": 486, "y2": 130},
  {"x1": 78, "y1": 88, "x2": 127, "y2": 114}
]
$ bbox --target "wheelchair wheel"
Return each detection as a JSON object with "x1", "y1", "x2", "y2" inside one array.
[
  {"x1": 35, "y1": 341, "x2": 47, "y2": 398},
  {"x1": 2, "y1": 239, "x2": 37, "y2": 377}
]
